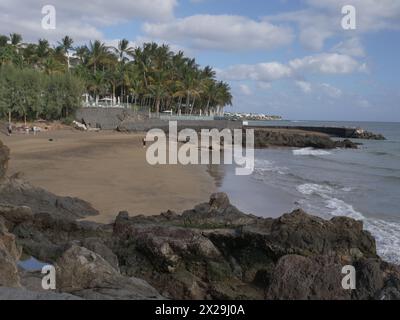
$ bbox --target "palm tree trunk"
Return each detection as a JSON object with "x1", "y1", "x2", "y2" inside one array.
[
  {"x1": 186, "y1": 93, "x2": 190, "y2": 115},
  {"x1": 206, "y1": 98, "x2": 210, "y2": 116},
  {"x1": 155, "y1": 98, "x2": 160, "y2": 115},
  {"x1": 178, "y1": 97, "x2": 182, "y2": 115},
  {"x1": 190, "y1": 97, "x2": 196, "y2": 115}
]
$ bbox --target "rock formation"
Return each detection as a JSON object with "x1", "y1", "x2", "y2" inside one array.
[
  {"x1": 350, "y1": 129, "x2": 386, "y2": 140},
  {"x1": 253, "y1": 129, "x2": 359, "y2": 149},
  {"x1": 110, "y1": 195, "x2": 400, "y2": 300},
  {"x1": 1, "y1": 139, "x2": 399, "y2": 300}
]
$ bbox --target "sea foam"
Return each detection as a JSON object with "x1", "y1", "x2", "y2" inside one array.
[
  {"x1": 254, "y1": 159, "x2": 288, "y2": 175},
  {"x1": 297, "y1": 183, "x2": 400, "y2": 264},
  {"x1": 293, "y1": 148, "x2": 331, "y2": 156}
]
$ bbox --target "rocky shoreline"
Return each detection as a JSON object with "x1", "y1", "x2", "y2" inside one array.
[
  {"x1": 1, "y1": 139, "x2": 399, "y2": 300},
  {"x1": 252, "y1": 128, "x2": 359, "y2": 149}
]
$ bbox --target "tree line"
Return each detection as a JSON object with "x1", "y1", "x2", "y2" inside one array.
[{"x1": 0, "y1": 33, "x2": 233, "y2": 122}]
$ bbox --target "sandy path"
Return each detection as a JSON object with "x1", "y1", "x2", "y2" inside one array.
[{"x1": 2, "y1": 130, "x2": 216, "y2": 223}]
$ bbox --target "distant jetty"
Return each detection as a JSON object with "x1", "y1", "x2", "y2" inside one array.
[
  {"x1": 246, "y1": 124, "x2": 386, "y2": 140},
  {"x1": 224, "y1": 112, "x2": 282, "y2": 121}
]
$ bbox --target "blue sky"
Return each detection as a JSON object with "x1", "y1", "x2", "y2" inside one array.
[{"x1": 1, "y1": 0, "x2": 399, "y2": 121}]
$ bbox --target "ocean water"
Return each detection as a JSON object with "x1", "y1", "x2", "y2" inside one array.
[{"x1": 218, "y1": 121, "x2": 400, "y2": 265}]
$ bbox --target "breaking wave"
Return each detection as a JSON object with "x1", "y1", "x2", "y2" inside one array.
[
  {"x1": 293, "y1": 148, "x2": 332, "y2": 156},
  {"x1": 296, "y1": 182, "x2": 400, "y2": 264}
]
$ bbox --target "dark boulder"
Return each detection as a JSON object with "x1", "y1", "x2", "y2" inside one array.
[
  {"x1": 267, "y1": 255, "x2": 351, "y2": 300},
  {"x1": 0, "y1": 219, "x2": 21, "y2": 287},
  {"x1": 335, "y1": 139, "x2": 359, "y2": 149},
  {"x1": 55, "y1": 245, "x2": 163, "y2": 300},
  {"x1": 0, "y1": 176, "x2": 99, "y2": 219}
]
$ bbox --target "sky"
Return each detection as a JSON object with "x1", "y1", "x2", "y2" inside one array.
[{"x1": 0, "y1": 0, "x2": 399, "y2": 121}]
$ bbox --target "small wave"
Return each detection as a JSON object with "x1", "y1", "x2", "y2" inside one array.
[
  {"x1": 293, "y1": 148, "x2": 331, "y2": 156},
  {"x1": 297, "y1": 185, "x2": 400, "y2": 264},
  {"x1": 254, "y1": 159, "x2": 288, "y2": 175},
  {"x1": 296, "y1": 183, "x2": 335, "y2": 196},
  {"x1": 365, "y1": 219, "x2": 400, "y2": 265},
  {"x1": 325, "y1": 198, "x2": 400, "y2": 264},
  {"x1": 325, "y1": 198, "x2": 365, "y2": 220}
]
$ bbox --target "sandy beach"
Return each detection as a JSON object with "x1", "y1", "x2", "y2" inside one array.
[{"x1": 2, "y1": 130, "x2": 216, "y2": 223}]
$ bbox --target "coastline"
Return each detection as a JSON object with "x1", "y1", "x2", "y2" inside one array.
[
  {"x1": 2, "y1": 130, "x2": 217, "y2": 224},
  {"x1": 1, "y1": 130, "x2": 400, "y2": 300}
]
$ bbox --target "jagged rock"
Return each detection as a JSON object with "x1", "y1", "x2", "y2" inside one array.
[
  {"x1": 267, "y1": 255, "x2": 351, "y2": 300},
  {"x1": 81, "y1": 237, "x2": 119, "y2": 270},
  {"x1": 110, "y1": 195, "x2": 398, "y2": 300},
  {"x1": 0, "y1": 176, "x2": 99, "y2": 219},
  {"x1": 238, "y1": 209, "x2": 377, "y2": 260},
  {"x1": 11, "y1": 211, "x2": 110, "y2": 263},
  {"x1": 209, "y1": 192, "x2": 230, "y2": 212},
  {"x1": 55, "y1": 245, "x2": 163, "y2": 300},
  {"x1": 253, "y1": 129, "x2": 336, "y2": 149},
  {"x1": 334, "y1": 139, "x2": 359, "y2": 149},
  {"x1": 252, "y1": 129, "x2": 360, "y2": 149},
  {"x1": 350, "y1": 129, "x2": 386, "y2": 140},
  {"x1": 0, "y1": 220, "x2": 21, "y2": 287},
  {"x1": 0, "y1": 204, "x2": 33, "y2": 230},
  {"x1": 0, "y1": 139, "x2": 9, "y2": 181}
]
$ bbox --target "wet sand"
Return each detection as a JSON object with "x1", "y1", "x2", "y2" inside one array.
[{"x1": 2, "y1": 130, "x2": 216, "y2": 223}]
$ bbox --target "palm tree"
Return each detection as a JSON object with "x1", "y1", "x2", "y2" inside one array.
[
  {"x1": 42, "y1": 57, "x2": 65, "y2": 75},
  {"x1": 87, "y1": 40, "x2": 110, "y2": 74},
  {"x1": 58, "y1": 36, "x2": 74, "y2": 70},
  {"x1": 114, "y1": 39, "x2": 134, "y2": 63},
  {"x1": 202, "y1": 79, "x2": 218, "y2": 116},
  {"x1": 75, "y1": 45, "x2": 89, "y2": 64},
  {"x1": 22, "y1": 43, "x2": 38, "y2": 67},
  {"x1": 36, "y1": 39, "x2": 51, "y2": 68},
  {"x1": 9, "y1": 33, "x2": 22, "y2": 48},
  {"x1": 132, "y1": 46, "x2": 150, "y2": 88},
  {"x1": 214, "y1": 81, "x2": 232, "y2": 115},
  {"x1": 87, "y1": 71, "x2": 108, "y2": 105},
  {"x1": 0, "y1": 35, "x2": 233, "y2": 120}
]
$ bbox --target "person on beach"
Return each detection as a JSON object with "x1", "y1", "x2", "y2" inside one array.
[
  {"x1": 7, "y1": 123, "x2": 12, "y2": 136},
  {"x1": 142, "y1": 137, "x2": 146, "y2": 148}
]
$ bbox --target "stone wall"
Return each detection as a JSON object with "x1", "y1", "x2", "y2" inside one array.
[
  {"x1": 75, "y1": 107, "x2": 138, "y2": 130},
  {"x1": 75, "y1": 107, "x2": 243, "y2": 132}
]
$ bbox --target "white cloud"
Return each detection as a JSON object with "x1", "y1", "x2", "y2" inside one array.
[
  {"x1": 306, "y1": 0, "x2": 400, "y2": 32},
  {"x1": 320, "y1": 83, "x2": 342, "y2": 98},
  {"x1": 143, "y1": 15, "x2": 293, "y2": 51},
  {"x1": 219, "y1": 53, "x2": 366, "y2": 85},
  {"x1": 295, "y1": 81, "x2": 312, "y2": 93},
  {"x1": 219, "y1": 62, "x2": 292, "y2": 82},
  {"x1": 289, "y1": 53, "x2": 366, "y2": 74},
  {"x1": 0, "y1": 0, "x2": 177, "y2": 43},
  {"x1": 238, "y1": 84, "x2": 252, "y2": 96},
  {"x1": 266, "y1": 0, "x2": 400, "y2": 51},
  {"x1": 257, "y1": 82, "x2": 272, "y2": 90},
  {"x1": 332, "y1": 38, "x2": 365, "y2": 57}
]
